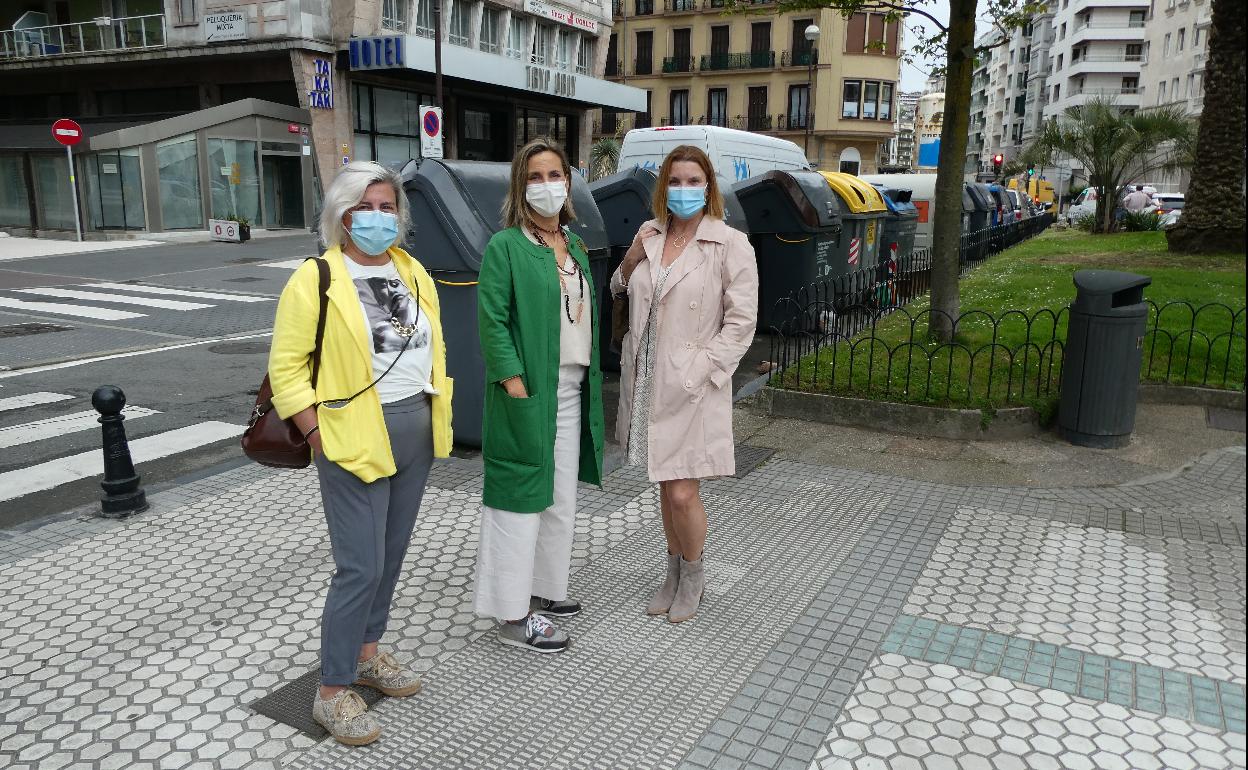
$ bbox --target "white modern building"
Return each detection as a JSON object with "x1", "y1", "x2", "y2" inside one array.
[
  {"x1": 1139, "y1": 0, "x2": 1211, "y2": 117},
  {"x1": 1042, "y1": 0, "x2": 1149, "y2": 120}
]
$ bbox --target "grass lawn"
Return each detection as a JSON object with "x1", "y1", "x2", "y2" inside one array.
[{"x1": 776, "y1": 228, "x2": 1246, "y2": 420}]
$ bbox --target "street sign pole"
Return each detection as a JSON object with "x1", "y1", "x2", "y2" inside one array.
[{"x1": 66, "y1": 144, "x2": 83, "y2": 242}]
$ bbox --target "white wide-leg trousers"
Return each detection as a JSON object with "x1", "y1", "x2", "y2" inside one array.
[{"x1": 473, "y1": 364, "x2": 584, "y2": 621}]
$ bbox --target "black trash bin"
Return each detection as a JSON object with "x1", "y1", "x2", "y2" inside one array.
[
  {"x1": 402, "y1": 158, "x2": 609, "y2": 447},
  {"x1": 871, "y1": 184, "x2": 919, "y2": 263},
  {"x1": 589, "y1": 168, "x2": 747, "y2": 370},
  {"x1": 1058, "y1": 270, "x2": 1153, "y2": 448},
  {"x1": 734, "y1": 169, "x2": 843, "y2": 330}
]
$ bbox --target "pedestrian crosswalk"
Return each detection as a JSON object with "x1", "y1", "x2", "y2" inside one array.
[
  {"x1": 0, "y1": 389, "x2": 244, "y2": 503},
  {"x1": 0, "y1": 282, "x2": 274, "y2": 322}
]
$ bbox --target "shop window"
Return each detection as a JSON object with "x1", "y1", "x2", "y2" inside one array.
[
  {"x1": 207, "y1": 139, "x2": 260, "y2": 225},
  {"x1": 97, "y1": 86, "x2": 198, "y2": 117},
  {"x1": 156, "y1": 134, "x2": 202, "y2": 229},
  {"x1": 354, "y1": 82, "x2": 373, "y2": 132},
  {"x1": 480, "y1": 6, "x2": 501, "y2": 54},
  {"x1": 354, "y1": 133, "x2": 374, "y2": 161},
  {"x1": 842, "y1": 80, "x2": 861, "y2": 118},
  {"x1": 669, "y1": 89, "x2": 689, "y2": 125},
  {"x1": 708, "y1": 88, "x2": 727, "y2": 127},
  {"x1": 506, "y1": 16, "x2": 527, "y2": 59},
  {"x1": 84, "y1": 148, "x2": 144, "y2": 230},
  {"x1": 32, "y1": 154, "x2": 77, "y2": 231},
  {"x1": 0, "y1": 155, "x2": 31, "y2": 228},
  {"x1": 576, "y1": 37, "x2": 593, "y2": 74},
  {"x1": 382, "y1": 0, "x2": 407, "y2": 31},
  {"x1": 450, "y1": 0, "x2": 470, "y2": 46}
]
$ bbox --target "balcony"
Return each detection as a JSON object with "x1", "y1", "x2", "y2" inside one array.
[
  {"x1": 780, "y1": 49, "x2": 817, "y2": 67},
  {"x1": 1069, "y1": 21, "x2": 1146, "y2": 46},
  {"x1": 1065, "y1": 86, "x2": 1143, "y2": 107},
  {"x1": 1066, "y1": 54, "x2": 1147, "y2": 76},
  {"x1": 776, "y1": 113, "x2": 813, "y2": 131},
  {"x1": 663, "y1": 0, "x2": 699, "y2": 12},
  {"x1": 662, "y1": 56, "x2": 695, "y2": 72},
  {"x1": 635, "y1": 0, "x2": 655, "y2": 15},
  {"x1": 605, "y1": 58, "x2": 623, "y2": 77},
  {"x1": 700, "y1": 50, "x2": 775, "y2": 71},
  {"x1": 612, "y1": 0, "x2": 623, "y2": 15},
  {"x1": 634, "y1": 57, "x2": 653, "y2": 75},
  {"x1": 1, "y1": 14, "x2": 166, "y2": 61},
  {"x1": 741, "y1": 113, "x2": 773, "y2": 131}
]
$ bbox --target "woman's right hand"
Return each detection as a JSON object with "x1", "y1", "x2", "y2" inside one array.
[
  {"x1": 620, "y1": 225, "x2": 658, "y2": 284},
  {"x1": 501, "y1": 376, "x2": 529, "y2": 399}
]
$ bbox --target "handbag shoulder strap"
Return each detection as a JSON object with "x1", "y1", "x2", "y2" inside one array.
[{"x1": 309, "y1": 257, "x2": 330, "y2": 389}]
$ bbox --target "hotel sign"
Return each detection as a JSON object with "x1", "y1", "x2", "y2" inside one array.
[
  {"x1": 527, "y1": 66, "x2": 576, "y2": 98},
  {"x1": 523, "y1": 0, "x2": 599, "y2": 34},
  {"x1": 349, "y1": 36, "x2": 405, "y2": 70}
]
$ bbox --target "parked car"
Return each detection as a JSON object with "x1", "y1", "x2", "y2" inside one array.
[
  {"x1": 1147, "y1": 193, "x2": 1185, "y2": 215},
  {"x1": 1005, "y1": 189, "x2": 1036, "y2": 219}
]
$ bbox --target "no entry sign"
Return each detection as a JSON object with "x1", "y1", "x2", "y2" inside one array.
[{"x1": 52, "y1": 118, "x2": 83, "y2": 146}]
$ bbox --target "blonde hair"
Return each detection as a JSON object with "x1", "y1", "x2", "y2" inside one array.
[
  {"x1": 652, "y1": 145, "x2": 725, "y2": 228},
  {"x1": 318, "y1": 161, "x2": 409, "y2": 249},
  {"x1": 501, "y1": 138, "x2": 577, "y2": 230}
]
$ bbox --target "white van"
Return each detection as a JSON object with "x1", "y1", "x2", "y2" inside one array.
[
  {"x1": 617, "y1": 125, "x2": 810, "y2": 183},
  {"x1": 859, "y1": 173, "x2": 936, "y2": 248}
]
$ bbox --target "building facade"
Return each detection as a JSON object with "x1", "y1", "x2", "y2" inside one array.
[
  {"x1": 594, "y1": 4, "x2": 902, "y2": 174},
  {"x1": 884, "y1": 89, "x2": 918, "y2": 170},
  {"x1": 1139, "y1": 0, "x2": 1210, "y2": 117},
  {"x1": 1042, "y1": 0, "x2": 1149, "y2": 121},
  {"x1": 0, "y1": 0, "x2": 643, "y2": 236}
]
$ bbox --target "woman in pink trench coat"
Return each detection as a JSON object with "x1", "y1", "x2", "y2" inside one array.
[{"x1": 610, "y1": 145, "x2": 758, "y2": 624}]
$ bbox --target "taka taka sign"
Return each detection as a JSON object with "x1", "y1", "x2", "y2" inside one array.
[
  {"x1": 308, "y1": 58, "x2": 333, "y2": 109},
  {"x1": 524, "y1": 0, "x2": 598, "y2": 34}
]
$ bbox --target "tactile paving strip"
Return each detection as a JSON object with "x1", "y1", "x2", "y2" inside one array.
[
  {"x1": 248, "y1": 671, "x2": 384, "y2": 739},
  {"x1": 883, "y1": 614, "x2": 1247, "y2": 734}
]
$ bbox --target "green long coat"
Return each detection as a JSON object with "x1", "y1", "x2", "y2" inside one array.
[{"x1": 477, "y1": 227, "x2": 604, "y2": 513}]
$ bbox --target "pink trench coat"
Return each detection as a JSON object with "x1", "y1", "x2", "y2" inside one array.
[{"x1": 610, "y1": 216, "x2": 759, "y2": 482}]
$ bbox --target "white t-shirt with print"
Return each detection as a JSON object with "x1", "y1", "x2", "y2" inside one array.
[{"x1": 342, "y1": 255, "x2": 436, "y2": 404}]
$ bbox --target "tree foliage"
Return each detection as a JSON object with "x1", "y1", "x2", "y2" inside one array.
[{"x1": 1026, "y1": 99, "x2": 1193, "y2": 233}]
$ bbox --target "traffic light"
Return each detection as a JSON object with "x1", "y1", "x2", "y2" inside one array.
[
  {"x1": 992, "y1": 154, "x2": 1003, "y2": 174},
  {"x1": 1027, "y1": 165, "x2": 1035, "y2": 177}
]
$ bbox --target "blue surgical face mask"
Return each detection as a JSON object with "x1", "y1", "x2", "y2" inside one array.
[
  {"x1": 667, "y1": 186, "x2": 707, "y2": 220},
  {"x1": 348, "y1": 210, "x2": 398, "y2": 256}
]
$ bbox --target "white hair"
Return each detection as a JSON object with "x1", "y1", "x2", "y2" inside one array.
[{"x1": 318, "y1": 161, "x2": 410, "y2": 250}]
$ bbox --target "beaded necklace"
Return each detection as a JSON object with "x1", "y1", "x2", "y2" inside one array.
[{"x1": 530, "y1": 225, "x2": 585, "y2": 325}]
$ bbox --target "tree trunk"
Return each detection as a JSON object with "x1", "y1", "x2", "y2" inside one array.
[
  {"x1": 928, "y1": 0, "x2": 977, "y2": 343},
  {"x1": 1167, "y1": 0, "x2": 1246, "y2": 253}
]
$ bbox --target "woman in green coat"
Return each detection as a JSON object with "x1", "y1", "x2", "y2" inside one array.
[{"x1": 471, "y1": 138, "x2": 605, "y2": 653}]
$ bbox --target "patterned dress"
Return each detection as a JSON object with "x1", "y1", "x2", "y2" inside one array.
[{"x1": 627, "y1": 262, "x2": 676, "y2": 466}]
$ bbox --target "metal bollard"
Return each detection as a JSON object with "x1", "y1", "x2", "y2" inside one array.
[{"x1": 92, "y1": 385, "x2": 149, "y2": 518}]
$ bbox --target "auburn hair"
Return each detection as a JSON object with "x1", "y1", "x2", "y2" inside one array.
[
  {"x1": 651, "y1": 144, "x2": 725, "y2": 228},
  {"x1": 501, "y1": 138, "x2": 576, "y2": 230}
]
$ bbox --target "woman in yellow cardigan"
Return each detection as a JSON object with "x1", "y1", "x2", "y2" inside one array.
[{"x1": 268, "y1": 161, "x2": 452, "y2": 747}]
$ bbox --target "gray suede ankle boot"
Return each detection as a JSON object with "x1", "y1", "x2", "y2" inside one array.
[
  {"x1": 668, "y1": 556, "x2": 704, "y2": 623},
  {"x1": 645, "y1": 553, "x2": 681, "y2": 615}
]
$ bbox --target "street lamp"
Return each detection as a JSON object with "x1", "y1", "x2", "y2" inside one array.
[{"x1": 804, "y1": 24, "x2": 820, "y2": 159}]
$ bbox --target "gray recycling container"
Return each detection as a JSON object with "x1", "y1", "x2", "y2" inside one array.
[
  {"x1": 401, "y1": 158, "x2": 609, "y2": 447},
  {"x1": 964, "y1": 183, "x2": 993, "y2": 232},
  {"x1": 734, "y1": 170, "x2": 843, "y2": 330},
  {"x1": 1058, "y1": 270, "x2": 1153, "y2": 448},
  {"x1": 589, "y1": 168, "x2": 748, "y2": 370},
  {"x1": 871, "y1": 184, "x2": 919, "y2": 263}
]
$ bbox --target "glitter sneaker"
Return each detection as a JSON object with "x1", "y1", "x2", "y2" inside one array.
[
  {"x1": 355, "y1": 651, "x2": 422, "y2": 697},
  {"x1": 311, "y1": 689, "x2": 381, "y2": 746}
]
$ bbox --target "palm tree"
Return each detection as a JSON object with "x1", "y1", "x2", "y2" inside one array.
[
  {"x1": 1027, "y1": 99, "x2": 1193, "y2": 233},
  {"x1": 1167, "y1": 0, "x2": 1246, "y2": 253},
  {"x1": 589, "y1": 137, "x2": 622, "y2": 181}
]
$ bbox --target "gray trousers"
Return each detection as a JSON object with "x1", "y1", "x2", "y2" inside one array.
[{"x1": 315, "y1": 393, "x2": 433, "y2": 686}]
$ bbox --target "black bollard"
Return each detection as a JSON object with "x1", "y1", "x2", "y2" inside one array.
[{"x1": 92, "y1": 385, "x2": 148, "y2": 518}]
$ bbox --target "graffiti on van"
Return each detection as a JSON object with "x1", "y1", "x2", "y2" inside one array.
[
  {"x1": 634, "y1": 160, "x2": 658, "y2": 172},
  {"x1": 732, "y1": 158, "x2": 750, "y2": 181}
]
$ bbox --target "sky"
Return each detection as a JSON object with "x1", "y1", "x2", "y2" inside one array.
[{"x1": 898, "y1": 0, "x2": 951, "y2": 93}]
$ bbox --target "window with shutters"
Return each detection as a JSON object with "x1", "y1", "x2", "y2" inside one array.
[
  {"x1": 867, "y1": 14, "x2": 884, "y2": 52},
  {"x1": 845, "y1": 13, "x2": 866, "y2": 53},
  {"x1": 635, "y1": 31, "x2": 653, "y2": 75}
]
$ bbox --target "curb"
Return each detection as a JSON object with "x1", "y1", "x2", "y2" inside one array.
[
  {"x1": 747, "y1": 387, "x2": 1042, "y2": 441},
  {"x1": 1138, "y1": 382, "x2": 1246, "y2": 411}
]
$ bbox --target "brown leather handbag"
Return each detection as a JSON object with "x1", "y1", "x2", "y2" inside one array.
[{"x1": 241, "y1": 257, "x2": 330, "y2": 469}]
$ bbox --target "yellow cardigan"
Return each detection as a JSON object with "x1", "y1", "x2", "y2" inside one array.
[{"x1": 268, "y1": 246, "x2": 453, "y2": 482}]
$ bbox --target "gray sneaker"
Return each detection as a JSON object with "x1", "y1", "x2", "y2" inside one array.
[
  {"x1": 355, "y1": 651, "x2": 422, "y2": 697},
  {"x1": 311, "y1": 689, "x2": 381, "y2": 746},
  {"x1": 497, "y1": 613, "x2": 570, "y2": 653},
  {"x1": 531, "y1": 595, "x2": 582, "y2": 618}
]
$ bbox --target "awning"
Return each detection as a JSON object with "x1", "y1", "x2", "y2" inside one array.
[{"x1": 347, "y1": 35, "x2": 647, "y2": 112}]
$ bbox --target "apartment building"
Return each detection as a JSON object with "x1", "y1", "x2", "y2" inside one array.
[
  {"x1": 885, "y1": 89, "x2": 919, "y2": 169},
  {"x1": 1139, "y1": 0, "x2": 1210, "y2": 117},
  {"x1": 595, "y1": 3, "x2": 903, "y2": 174},
  {"x1": 1043, "y1": 0, "x2": 1148, "y2": 120},
  {"x1": 0, "y1": 0, "x2": 643, "y2": 236}
]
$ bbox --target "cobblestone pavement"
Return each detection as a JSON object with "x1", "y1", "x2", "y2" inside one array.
[{"x1": 0, "y1": 438, "x2": 1243, "y2": 769}]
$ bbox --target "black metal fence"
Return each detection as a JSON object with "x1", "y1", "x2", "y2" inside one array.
[
  {"x1": 1143, "y1": 301, "x2": 1246, "y2": 389},
  {"x1": 768, "y1": 305, "x2": 1069, "y2": 409}
]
